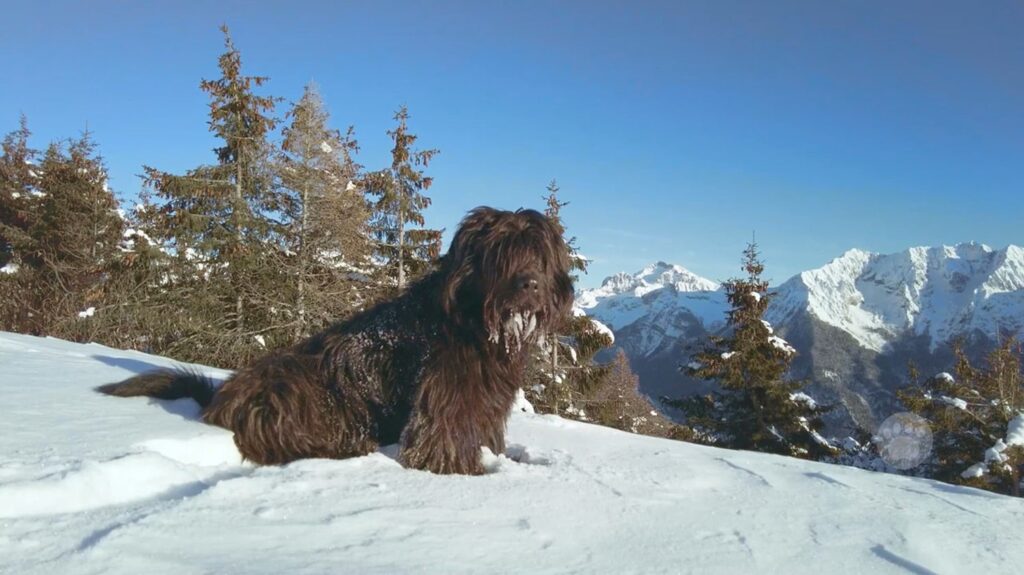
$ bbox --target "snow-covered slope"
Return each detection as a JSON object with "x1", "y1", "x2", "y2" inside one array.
[
  {"x1": 2, "y1": 332, "x2": 1023, "y2": 574},
  {"x1": 770, "y1": 243, "x2": 1024, "y2": 352}
]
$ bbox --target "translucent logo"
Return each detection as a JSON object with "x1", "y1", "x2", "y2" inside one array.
[{"x1": 876, "y1": 412, "x2": 933, "y2": 470}]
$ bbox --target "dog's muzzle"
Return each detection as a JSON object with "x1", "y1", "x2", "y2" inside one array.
[{"x1": 489, "y1": 309, "x2": 540, "y2": 354}]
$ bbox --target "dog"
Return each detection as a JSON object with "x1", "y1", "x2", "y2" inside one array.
[{"x1": 97, "y1": 207, "x2": 573, "y2": 475}]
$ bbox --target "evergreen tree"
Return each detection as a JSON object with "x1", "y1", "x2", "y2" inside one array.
[
  {"x1": 0, "y1": 115, "x2": 39, "y2": 272},
  {"x1": 899, "y1": 337, "x2": 1024, "y2": 496},
  {"x1": 667, "y1": 241, "x2": 835, "y2": 459},
  {"x1": 0, "y1": 131, "x2": 124, "y2": 337},
  {"x1": 140, "y1": 25, "x2": 283, "y2": 365},
  {"x1": 364, "y1": 106, "x2": 441, "y2": 289},
  {"x1": 526, "y1": 180, "x2": 612, "y2": 415},
  {"x1": 543, "y1": 179, "x2": 587, "y2": 277},
  {"x1": 277, "y1": 83, "x2": 372, "y2": 337},
  {"x1": 587, "y1": 349, "x2": 679, "y2": 436}
]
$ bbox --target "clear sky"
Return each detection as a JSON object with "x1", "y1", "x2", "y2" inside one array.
[{"x1": 2, "y1": 1, "x2": 1022, "y2": 288}]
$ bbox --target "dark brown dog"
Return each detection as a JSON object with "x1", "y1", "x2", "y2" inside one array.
[{"x1": 98, "y1": 207, "x2": 573, "y2": 474}]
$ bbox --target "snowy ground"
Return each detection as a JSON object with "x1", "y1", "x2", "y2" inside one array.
[{"x1": 2, "y1": 332, "x2": 1022, "y2": 574}]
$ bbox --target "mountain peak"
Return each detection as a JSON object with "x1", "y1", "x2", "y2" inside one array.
[{"x1": 774, "y1": 243, "x2": 1024, "y2": 352}]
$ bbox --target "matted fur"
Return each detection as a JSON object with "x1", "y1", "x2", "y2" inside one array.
[{"x1": 97, "y1": 207, "x2": 573, "y2": 474}]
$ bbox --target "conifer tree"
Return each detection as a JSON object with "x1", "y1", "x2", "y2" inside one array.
[
  {"x1": 587, "y1": 349, "x2": 678, "y2": 436},
  {"x1": 364, "y1": 106, "x2": 441, "y2": 289},
  {"x1": 543, "y1": 179, "x2": 587, "y2": 277},
  {"x1": 667, "y1": 241, "x2": 835, "y2": 459},
  {"x1": 899, "y1": 337, "x2": 1024, "y2": 496},
  {"x1": 526, "y1": 180, "x2": 612, "y2": 415},
  {"x1": 0, "y1": 116, "x2": 39, "y2": 272},
  {"x1": 0, "y1": 132, "x2": 124, "y2": 336},
  {"x1": 277, "y1": 84, "x2": 372, "y2": 337},
  {"x1": 140, "y1": 25, "x2": 283, "y2": 364}
]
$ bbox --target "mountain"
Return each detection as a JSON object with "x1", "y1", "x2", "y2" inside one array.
[
  {"x1": 2, "y1": 331, "x2": 1022, "y2": 574},
  {"x1": 578, "y1": 244, "x2": 1024, "y2": 434}
]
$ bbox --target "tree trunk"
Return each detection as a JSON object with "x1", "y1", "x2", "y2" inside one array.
[
  {"x1": 552, "y1": 337, "x2": 559, "y2": 415},
  {"x1": 397, "y1": 204, "x2": 406, "y2": 290},
  {"x1": 296, "y1": 176, "x2": 308, "y2": 340},
  {"x1": 233, "y1": 157, "x2": 244, "y2": 328}
]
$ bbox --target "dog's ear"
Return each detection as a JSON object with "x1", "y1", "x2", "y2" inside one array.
[{"x1": 440, "y1": 207, "x2": 500, "y2": 319}]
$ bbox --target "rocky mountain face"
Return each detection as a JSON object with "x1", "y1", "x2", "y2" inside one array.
[{"x1": 577, "y1": 244, "x2": 1024, "y2": 434}]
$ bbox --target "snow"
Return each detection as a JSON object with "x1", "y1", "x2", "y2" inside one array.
[
  {"x1": 768, "y1": 335, "x2": 796, "y2": 355},
  {"x1": 790, "y1": 392, "x2": 818, "y2": 409},
  {"x1": 319, "y1": 141, "x2": 333, "y2": 153},
  {"x1": 77, "y1": 307, "x2": 96, "y2": 318},
  {"x1": 961, "y1": 462, "x2": 987, "y2": 479},
  {"x1": 121, "y1": 228, "x2": 155, "y2": 250},
  {"x1": 959, "y1": 413, "x2": 1024, "y2": 479},
  {"x1": 769, "y1": 243, "x2": 1024, "y2": 352},
  {"x1": 578, "y1": 244, "x2": 1024, "y2": 367},
  {"x1": 2, "y1": 331, "x2": 1024, "y2": 574},
  {"x1": 0, "y1": 263, "x2": 18, "y2": 274},
  {"x1": 1006, "y1": 413, "x2": 1024, "y2": 447},
  {"x1": 940, "y1": 396, "x2": 968, "y2": 410},
  {"x1": 588, "y1": 317, "x2": 615, "y2": 343},
  {"x1": 576, "y1": 262, "x2": 725, "y2": 357}
]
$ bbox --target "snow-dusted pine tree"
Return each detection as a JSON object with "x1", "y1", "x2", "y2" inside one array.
[
  {"x1": 899, "y1": 337, "x2": 1024, "y2": 496},
  {"x1": 668, "y1": 241, "x2": 836, "y2": 459},
  {"x1": 277, "y1": 83, "x2": 372, "y2": 337},
  {"x1": 0, "y1": 130, "x2": 124, "y2": 339},
  {"x1": 525, "y1": 180, "x2": 613, "y2": 417}
]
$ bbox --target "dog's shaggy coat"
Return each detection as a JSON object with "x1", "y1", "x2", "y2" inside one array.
[{"x1": 98, "y1": 207, "x2": 573, "y2": 475}]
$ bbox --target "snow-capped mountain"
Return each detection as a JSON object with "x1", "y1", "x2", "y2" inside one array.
[
  {"x1": 579, "y1": 244, "x2": 1024, "y2": 433},
  {"x1": 769, "y1": 243, "x2": 1024, "y2": 352},
  {"x1": 575, "y1": 262, "x2": 726, "y2": 359}
]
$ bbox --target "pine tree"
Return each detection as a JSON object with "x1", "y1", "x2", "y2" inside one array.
[
  {"x1": 0, "y1": 118, "x2": 42, "y2": 333},
  {"x1": 140, "y1": 25, "x2": 283, "y2": 365},
  {"x1": 364, "y1": 106, "x2": 441, "y2": 290},
  {"x1": 0, "y1": 116, "x2": 39, "y2": 272},
  {"x1": 277, "y1": 83, "x2": 372, "y2": 337},
  {"x1": 526, "y1": 180, "x2": 612, "y2": 416},
  {"x1": 667, "y1": 241, "x2": 835, "y2": 459},
  {"x1": 587, "y1": 349, "x2": 678, "y2": 436},
  {"x1": 543, "y1": 179, "x2": 587, "y2": 276},
  {"x1": 899, "y1": 337, "x2": 1024, "y2": 496},
  {"x1": 0, "y1": 132, "x2": 125, "y2": 337}
]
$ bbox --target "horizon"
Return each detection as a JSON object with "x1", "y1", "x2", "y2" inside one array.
[{"x1": 3, "y1": 1, "x2": 1022, "y2": 288}]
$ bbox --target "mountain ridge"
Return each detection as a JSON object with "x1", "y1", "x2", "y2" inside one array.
[{"x1": 578, "y1": 242, "x2": 1024, "y2": 433}]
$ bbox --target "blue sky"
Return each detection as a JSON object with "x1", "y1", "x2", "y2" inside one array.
[{"x1": 2, "y1": 1, "x2": 1022, "y2": 288}]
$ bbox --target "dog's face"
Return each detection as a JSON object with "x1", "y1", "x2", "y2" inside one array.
[{"x1": 441, "y1": 207, "x2": 574, "y2": 353}]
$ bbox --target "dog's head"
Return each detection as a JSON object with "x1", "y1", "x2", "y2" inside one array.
[{"x1": 440, "y1": 207, "x2": 574, "y2": 352}]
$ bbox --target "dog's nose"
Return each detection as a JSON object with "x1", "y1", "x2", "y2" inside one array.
[{"x1": 522, "y1": 278, "x2": 539, "y2": 292}]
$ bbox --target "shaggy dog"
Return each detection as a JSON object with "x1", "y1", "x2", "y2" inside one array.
[{"x1": 98, "y1": 207, "x2": 573, "y2": 475}]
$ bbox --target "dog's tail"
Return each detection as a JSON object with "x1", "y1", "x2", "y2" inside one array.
[{"x1": 96, "y1": 370, "x2": 217, "y2": 408}]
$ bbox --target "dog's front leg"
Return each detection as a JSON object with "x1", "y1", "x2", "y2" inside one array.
[{"x1": 398, "y1": 354, "x2": 491, "y2": 475}]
